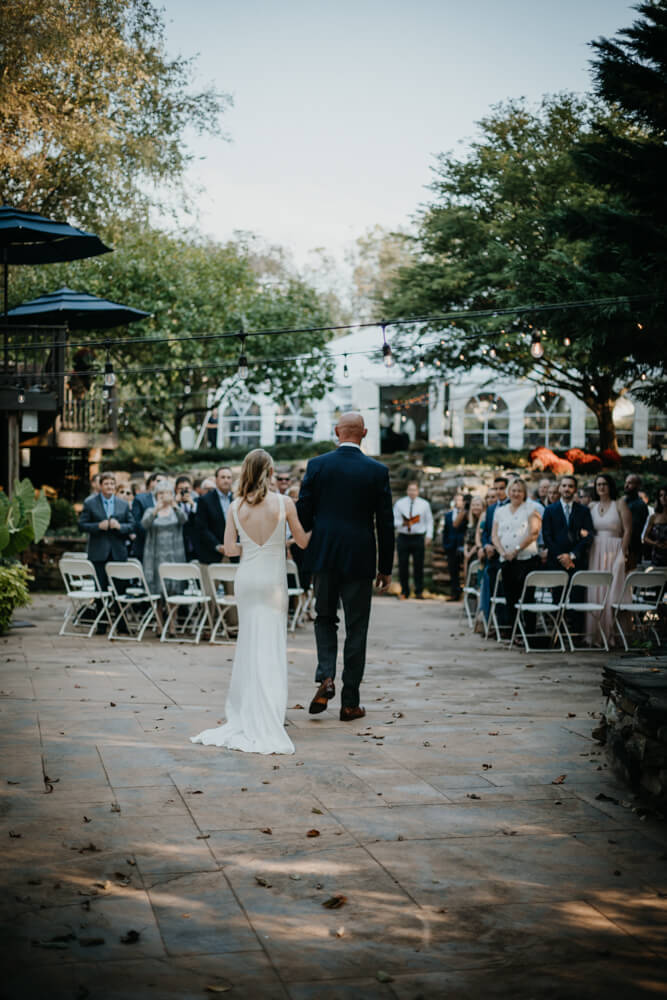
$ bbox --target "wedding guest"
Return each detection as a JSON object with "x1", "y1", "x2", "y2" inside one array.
[
  {"x1": 175, "y1": 475, "x2": 198, "y2": 559},
  {"x1": 586, "y1": 473, "x2": 632, "y2": 645},
  {"x1": 475, "y1": 486, "x2": 497, "y2": 560},
  {"x1": 395, "y1": 481, "x2": 433, "y2": 599},
  {"x1": 492, "y1": 478, "x2": 541, "y2": 637},
  {"x1": 542, "y1": 474, "x2": 595, "y2": 636},
  {"x1": 196, "y1": 466, "x2": 234, "y2": 565},
  {"x1": 276, "y1": 470, "x2": 292, "y2": 494},
  {"x1": 546, "y1": 481, "x2": 561, "y2": 505},
  {"x1": 577, "y1": 486, "x2": 594, "y2": 507},
  {"x1": 141, "y1": 486, "x2": 187, "y2": 595},
  {"x1": 131, "y1": 472, "x2": 168, "y2": 559},
  {"x1": 534, "y1": 478, "x2": 552, "y2": 505},
  {"x1": 624, "y1": 474, "x2": 649, "y2": 569},
  {"x1": 480, "y1": 476, "x2": 509, "y2": 621},
  {"x1": 78, "y1": 472, "x2": 134, "y2": 590},
  {"x1": 644, "y1": 486, "x2": 667, "y2": 567},
  {"x1": 116, "y1": 481, "x2": 137, "y2": 556},
  {"x1": 463, "y1": 496, "x2": 485, "y2": 582}
]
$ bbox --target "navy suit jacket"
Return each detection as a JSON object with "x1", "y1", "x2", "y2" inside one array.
[
  {"x1": 78, "y1": 494, "x2": 133, "y2": 562},
  {"x1": 541, "y1": 500, "x2": 594, "y2": 570},
  {"x1": 297, "y1": 445, "x2": 394, "y2": 578},
  {"x1": 131, "y1": 491, "x2": 155, "y2": 559},
  {"x1": 196, "y1": 489, "x2": 230, "y2": 564}
]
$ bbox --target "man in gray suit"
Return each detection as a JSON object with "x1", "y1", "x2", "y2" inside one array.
[{"x1": 78, "y1": 472, "x2": 134, "y2": 590}]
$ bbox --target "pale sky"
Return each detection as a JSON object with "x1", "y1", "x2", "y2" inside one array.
[{"x1": 161, "y1": 0, "x2": 637, "y2": 267}]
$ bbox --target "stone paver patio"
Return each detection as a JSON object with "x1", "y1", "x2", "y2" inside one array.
[{"x1": 1, "y1": 593, "x2": 667, "y2": 999}]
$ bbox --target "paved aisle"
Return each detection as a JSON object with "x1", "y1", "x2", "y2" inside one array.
[{"x1": 1, "y1": 594, "x2": 666, "y2": 999}]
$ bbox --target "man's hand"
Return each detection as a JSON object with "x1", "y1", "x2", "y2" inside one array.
[
  {"x1": 375, "y1": 573, "x2": 391, "y2": 592},
  {"x1": 557, "y1": 553, "x2": 574, "y2": 570},
  {"x1": 99, "y1": 519, "x2": 109, "y2": 531},
  {"x1": 108, "y1": 517, "x2": 120, "y2": 530},
  {"x1": 216, "y1": 544, "x2": 225, "y2": 554},
  {"x1": 484, "y1": 544, "x2": 496, "y2": 559},
  {"x1": 504, "y1": 549, "x2": 516, "y2": 562}
]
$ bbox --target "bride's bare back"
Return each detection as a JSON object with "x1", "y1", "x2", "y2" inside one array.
[{"x1": 237, "y1": 492, "x2": 282, "y2": 546}]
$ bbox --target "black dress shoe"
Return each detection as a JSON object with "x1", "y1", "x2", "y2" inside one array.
[
  {"x1": 308, "y1": 678, "x2": 335, "y2": 714},
  {"x1": 340, "y1": 705, "x2": 365, "y2": 722}
]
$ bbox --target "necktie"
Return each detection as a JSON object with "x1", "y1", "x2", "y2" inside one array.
[
  {"x1": 408, "y1": 500, "x2": 414, "y2": 532},
  {"x1": 564, "y1": 503, "x2": 570, "y2": 524}
]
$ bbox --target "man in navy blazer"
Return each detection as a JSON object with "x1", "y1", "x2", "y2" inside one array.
[
  {"x1": 297, "y1": 412, "x2": 394, "y2": 722},
  {"x1": 196, "y1": 466, "x2": 234, "y2": 564},
  {"x1": 78, "y1": 472, "x2": 134, "y2": 590},
  {"x1": 542, "y1": 474, "x2": 594, "y2": 634}
]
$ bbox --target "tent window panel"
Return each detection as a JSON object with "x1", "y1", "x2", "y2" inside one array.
[
  {"x1": 463, "y1": 394, "x2": 509, "y2": 448},
  {"x1": 523, "y1": 394, "x2": 571, "y2": 449}
]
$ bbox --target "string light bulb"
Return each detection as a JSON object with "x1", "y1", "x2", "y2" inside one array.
[
  {"x1": 343, "y1": 354, "x2": 349, "y2": 378},
  {"x1": 237, "y1": 333, "x2": 248, "y2": 380},
  {"x1": 103, "y1": 361, "x2": 115, "y2": 387},
  {"x1": 564, "y1": 336, "x2": 571, "y2": 347},
  {"x1": 489, "y1": 346, "x2": 497, "y2": 359},
  {"x1": 530, "y1": 331, "x2": 544, "y2": 359},
  {"x1": 17, "y1": 384, "x2": 25, "y2": 405}
]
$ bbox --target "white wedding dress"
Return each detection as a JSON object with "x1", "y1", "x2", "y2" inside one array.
[{"x1": 190, "y1": 493, "x2": 295, "y2": 755}]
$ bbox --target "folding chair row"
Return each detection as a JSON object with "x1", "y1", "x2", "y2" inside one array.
[
  {"x1": 462, "y1": 558, "x2": 481, "y2": 629},
  {"x1": 59, "y1": 558, "x2": 113, "y2": 638}
]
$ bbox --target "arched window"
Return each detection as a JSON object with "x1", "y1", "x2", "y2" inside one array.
[
  {"x1": 648, "y1": 408, "x2": 667, "y2": 451},
  {"x1": 275, "y1": 400, "x2": 316, "y2": 442},
  {"x1": 221, "y1": 400, "x2": 261, "y2": 447},
  {"x1": 523, "y1": 392, "x2": 571, "y2": 449},
  {"x1": 463, "y1": 393, "x2": 509, "y2": 447},
  {"x1": 585, "y1": 398, "x2": 635, "y2": 450}
]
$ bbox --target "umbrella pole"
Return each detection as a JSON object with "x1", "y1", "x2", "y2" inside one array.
[{"x1": 3, "y1": 254, "x2": 7, "y2": 373}]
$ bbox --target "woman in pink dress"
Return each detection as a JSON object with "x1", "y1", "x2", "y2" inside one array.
[{"x1": 586, "y1": 473, "x2": 632, "y2": 646}]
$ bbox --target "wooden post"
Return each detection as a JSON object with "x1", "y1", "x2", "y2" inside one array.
[{"x1": 1, "y1": 412, "x2": 20, "y2": 496}]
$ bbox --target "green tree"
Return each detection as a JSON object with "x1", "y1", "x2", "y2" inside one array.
[
  {"x1": 384, "y1": 94, "x2": 659, "y2": 451},
  {"x1": 10, "y1": 225, "x2": 336, "y2": 447},
  {"x1": 565, "y1": 0, "x2": 667, "y2": 410},
  {"x1": 0, "y1": 0, "x2": 228, "y2": 227}
]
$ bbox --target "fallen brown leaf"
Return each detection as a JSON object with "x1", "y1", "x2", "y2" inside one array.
[
  {"x1": 255, "y1": 876, "x2": 272, "y2": 888},
  {"x1": 322, "y1": 893, "x2": 347, "y2": 909},
  {"x1": 120, "y1": 930, "x2": 140, "y2": 944},
  {"x1": 306, "y1": 829, "x2": 320, "y2": 838},
  {"x1": 205, "y1": 985, "x2": 233, "y2": 994},
  {"x1": 260, "y1": 828, "x2": 272, "y2": 835},
  {"x1": 291, "y1": 704, "x2": 305, "y2": 710},
  {"x1": 376, "y1": 971, "x2": 394, "y2": 983},
  {"x1": 552, "y1": 774, "x2": 567, "y2": 785}
]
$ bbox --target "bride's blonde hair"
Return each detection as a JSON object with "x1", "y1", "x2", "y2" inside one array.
[{"x1": 238, "y1": 449, "x2": 273, "y2": 506}]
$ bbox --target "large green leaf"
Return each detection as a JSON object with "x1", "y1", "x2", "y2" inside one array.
[
  {"x1": 4, "y1": 525, "x2": 33, "y2": 559},
  {"x1": 30, "y1": 492, "x2": 51, "y2": 544},
  {"x1": 0, "y1": 522, "x2": 9, "y2": 555},
  {"x1": 7, "y1": 495, "x2": 24, "y2": 532},
  {"x1": 14, "y1": 478, "x2": 36, "y2": 514}
]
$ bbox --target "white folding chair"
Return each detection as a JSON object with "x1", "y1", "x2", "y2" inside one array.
[
  {"x1": 158, "y1": 563, "x2": 212, "y2": 643},
  {"x1": 612, "y1": 570, "x2": 667, "y2": 651},
  {"x1": 105, "y1": 561, "x2": 163, "y2": 641},
  {"x1": 59, "y1": 557, "x2": 112, "y2": 638},
  {"x1": 510, "y1": 570, "x2": 569, "y2": 652},
  {"x1": 206, "y1": 563, "x2": 239, "y2": 644},
  {"x1": 462, "y1": 558, "x2": 481, "y2": 629},
  {"x1": 559, "y1": 570, "x2": 613, "y2": 651},
  {"x1": 286, "y1": 558, "x2": 305, "y2": 632},
  {"x1": 61, "y1": 550, "x2": 88, "y2": 560},
  {"x1": 485, "y1": 568, "x2": 507, "y2": 641}
]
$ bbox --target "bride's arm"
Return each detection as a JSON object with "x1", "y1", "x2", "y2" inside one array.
[
  {"x1": 223, "y1": 504, "x2": 242, "y2": 558},
  {"x1": 285, "y1": 496, "x2": 311, "y2": 549}
]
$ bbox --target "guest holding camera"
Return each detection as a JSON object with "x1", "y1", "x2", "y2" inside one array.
[
  {"x1": 175, "y1": 474, "x2": 198, "y2": 559},
  {"x1": 141, "y1": 486, "x2": 187, "y2": 594}
]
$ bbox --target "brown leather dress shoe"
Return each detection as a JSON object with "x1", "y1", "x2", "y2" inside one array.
[
  {"x1": 308, "y1": 678, "x2": 335, "y2": 714},
  {"x1": 340, "y1": 705, "x2": 365, "y2": 722}
]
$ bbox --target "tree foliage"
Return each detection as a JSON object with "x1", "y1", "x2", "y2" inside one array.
[
  {"x1": 566, "y1": 0, "x2": 667, "y2": 409},
  {"x1": 0, "y1": 0, "x2": 228, "y2": 227},
  {"x1": 384, "y1": 94, "x2": 660, "y2": 451},
  {"x1": 10, "y1": 227, "x2": 336, "y2": 447}
]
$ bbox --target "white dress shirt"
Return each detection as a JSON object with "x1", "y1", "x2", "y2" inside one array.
[{"x1": 393, "y1": 495, "x2": 434, "y2": 539}]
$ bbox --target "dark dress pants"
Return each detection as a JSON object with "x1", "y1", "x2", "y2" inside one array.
[
  {"x1": 446, "y1": 547, "x2": 462, "y2": 598},
  {"x1": 313, "y1": 572, "x2": 373, "y2": 708},
  {"x1": 397, "y1": 534, "x2": 425, "y2": 596},
  {"x1": 501, "y1": 556, "x2": 538, "y2": 635}
]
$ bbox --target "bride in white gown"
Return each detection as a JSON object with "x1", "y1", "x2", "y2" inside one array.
[{"x1": 191, "y1": 449, "x2": 310, "y2": 755}]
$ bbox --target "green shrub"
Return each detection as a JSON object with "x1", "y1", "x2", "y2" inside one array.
[
  {"x1": 48, "y1": 497, "x2": 78, "y2": 531},
  {"x1": 0, "y1": 562, "x2": 32, "y2": 634}
]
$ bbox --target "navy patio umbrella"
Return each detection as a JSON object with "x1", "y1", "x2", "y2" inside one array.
[
  {"x1": 0, "y1": 205, "x2": 111, "y2": 316},
  {"x1": 7, "y1": 286, "x2": 150, "y2": 330}
]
